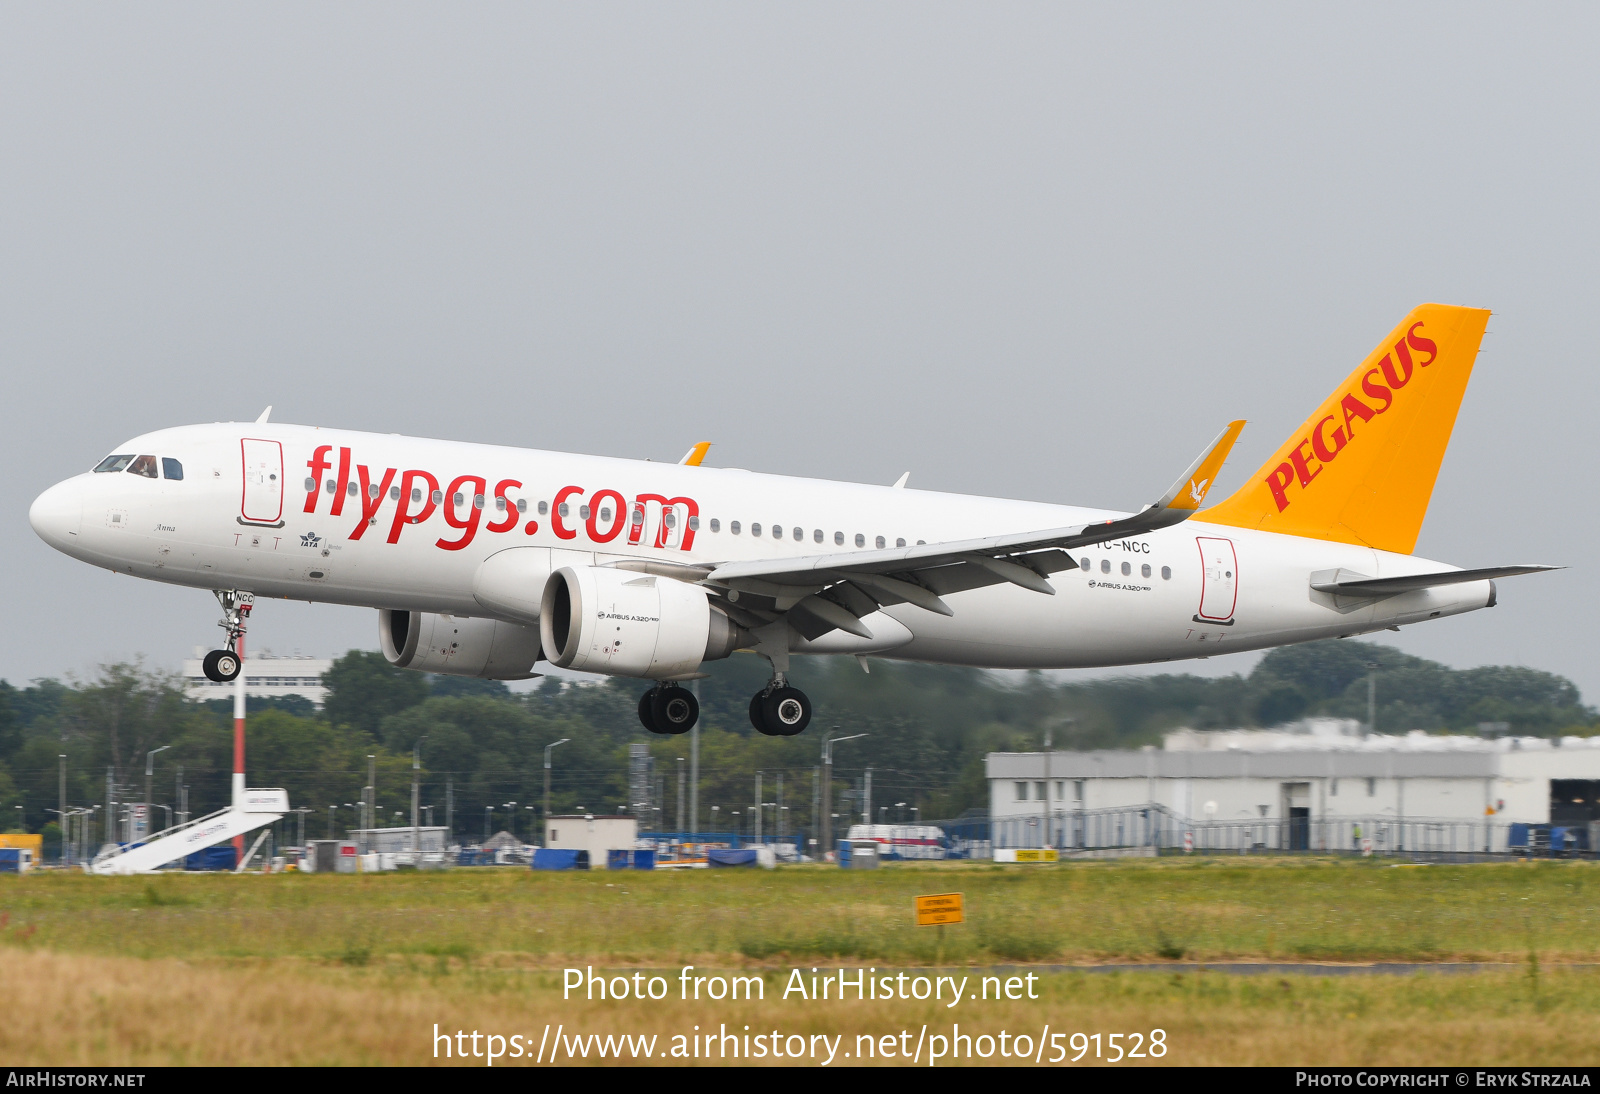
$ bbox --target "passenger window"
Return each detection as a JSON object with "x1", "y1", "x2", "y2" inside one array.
[
  {"x1": 93, "y1": 454, "x2": 134, "y2": 473},
  {"x1": 688, "y1": 515, "x2": 700, "y2": 531},
  {"x1": 631, "y1": 507, "x2": 645, "y2": 527},
  {"x1": 473, "y1": 494, "x2": 485, "y2": 510},
  {"x1": 389, "y1": 486, "x2": 400, "y2": 501},
  {"x1": 1080, "y1": 557, "x2": 1090, "y2": 571},
  {"x1": 162, "y1": 458, "x2": 183, "y2": 481},
  {"x1": 433, "y1": 490, "x2": 444, "y2": 504},
  {"x1": 814, "y1": 528, "x2": 823, "y2": 543},
  {"x1": 710, "y1": 518, "x2": 720, "y2": 533},
  {"x1": 1161, "y1": 566, "x2": 1172, "y2": 580},
  {"x1": 751, "y1": 523, "x2": 761, "y2": 537},
  {"x1": 495, "y1": 496, "x2": 507, "y2": 511},
  {"x1": 771, "y1": 525, "x2": 781, "y2": 538},
  {"x1": 664, "y1": 511, "x2": 676, "y2": 528},
  {"x1": 875, "y1": 536, "x2": 885, "y2": 549},
  {"x1": 127, "y1": 455, "x2": 158, "y2": 479},
  {"x1": 538, "y1": 500, "x2": 549, "y2": 515},
  {"x1": 731, "y1": 521, "x2": 741, "y2": 535},
  {"x1": 325, "y1": 480, "x2": 336, "y2": 494},
  {"x1": 834, "y1": 531, "x2": 844, "y2": 546},
  {"x1": 412, "y1": 488, "x2": 423, "y2": 503},
  {"x1": 792, "y1": 526, "x2": 802, "y2": 541},
  {"x1": 578, "y1": 505, "x2": 591, "y2": 520},
  {"x1": 348, "y1": 482, "x2": 358, "y2": 497},
  {"x1": 1141, "y1": 563, "x2": 1151, "y2": 578},
  {"x1": 556, "y1": 501, "x2": 567, "y2": 517},
  {"x1": 854, "y1": 534, "x2": 865, "y2": 548},
  {"x1": 1121, "y1": 561, "x2": 1131, "y2": 576},
  {"x1": 896, "y1": 538, "x2": 906, "y2": 548},
  {"x1": 1100, "y1": 559, "x2": 1110, "y2": 574},
  {"x1": 516, "y1": 499, "x2": 527, "y2": 513},
  {"x1": 598, "y1": 506, "x2": 611, "y2": 521},
  {"x1": 304, "y1": 477, "x2": 316, "y2": 492}
]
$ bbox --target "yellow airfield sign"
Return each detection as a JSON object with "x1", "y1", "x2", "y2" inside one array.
[
  {"x1": 1010, "y1": 848, "x2": 1059, "y2": 863},
  {"x1": 914, "y1": 892, "x2": 965, "y2": 926}
]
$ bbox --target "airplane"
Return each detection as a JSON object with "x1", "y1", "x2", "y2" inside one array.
[{"x1": 29, "y1": 303, "x2": 1559, "y2": 738}]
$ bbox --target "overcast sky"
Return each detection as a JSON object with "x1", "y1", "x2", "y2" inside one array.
[{"x1": 1, "y1": 4, "x2": 1594, "y2": 699}]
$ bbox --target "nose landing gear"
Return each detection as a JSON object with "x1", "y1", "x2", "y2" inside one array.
[
  {"x1": 638, "y1": 685, "x2": 699, "y2": 734},
  {"x1": 201, "y1": 590, "x2": 253, "y2": 683}
]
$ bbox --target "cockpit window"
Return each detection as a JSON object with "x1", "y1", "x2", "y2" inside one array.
[
  {"x1": 94, "y1": 455, "x2": 134, "y2": 473},
  {"x1": 127, "y1": 455, "x2": 158, "y2": 479},
  {"x1": 161, "y1": 458, "x2": 183, "y2": 481}
]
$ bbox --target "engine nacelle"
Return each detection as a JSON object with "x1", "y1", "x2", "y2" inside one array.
[
  {"x1": 379, "y1": 609, "x2": 542, "y2": 680},
  {"x1": 539, "y1": 566, "x2": 745, "y2": 679}
]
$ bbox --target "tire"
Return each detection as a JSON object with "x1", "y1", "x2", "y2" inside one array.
[
  {"x1": 761, "y1": 686, "x2": 812, "y2": 736},
  {"x1": 638, "y1": 688, "x2": 661, "y2": 733},
  {"x1": 651, "y1": 687, "x2": 699, "y2": 734},
  {"x1": 203, "y1": 649, "x2": 241, "y2": 683},
  {"x1": 750, "y1": 692, "x2": 769, "y2": 734}
]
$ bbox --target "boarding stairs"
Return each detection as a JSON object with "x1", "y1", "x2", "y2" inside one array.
[{"x1": 88, "y1": 787, "x2": 288, "y2": 875}]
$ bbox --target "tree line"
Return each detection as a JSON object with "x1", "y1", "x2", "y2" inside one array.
[{"x1": 0, "y1": 637, "x2": 1590, "y2": 852}]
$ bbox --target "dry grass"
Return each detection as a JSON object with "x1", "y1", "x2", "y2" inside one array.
[{"x1": 2, "y1": 950, "x2": 1599, "y2": 1066}]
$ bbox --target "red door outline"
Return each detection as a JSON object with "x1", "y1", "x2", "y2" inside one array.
[
  {"x1": 1195, "y1": 536, "x2": 1238, "y2": 622},
  {"x1": 240, "y1": 438, "x2": 284, "y2": 524}
]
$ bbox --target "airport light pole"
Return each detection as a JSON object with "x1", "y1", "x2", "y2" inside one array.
[
  {"x1": 1366, "y1": 663, "x2": 1380, "y2": 737},
  {"x1": 820, "y1": 730, "x2": 868, "y2": 860},
  {"x1": 676, "y1": 758, "x2": 685, "y2": 835},
  {"x1": 144, "y1": 746, "x2": 170, "y2": 838},
  {"x1": 411, "y1": 736, "x2": 427, "y2": 862},
  {"x1": 543, "y1": 739, "x2": 569, "y2": 847},
  {"x1": 505, "y1": 802, "x2": 518, "y2": 843},
  {"x1": 483, "y1": 805, "x2": 492, "y2": 844}
]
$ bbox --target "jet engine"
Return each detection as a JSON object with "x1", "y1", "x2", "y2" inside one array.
[
  {"x1": 378, "y1": 608, "x2": 542, "y2": 679},
  {"x1": 539, "y1": 566, "x2": 746, "y2": 679}
]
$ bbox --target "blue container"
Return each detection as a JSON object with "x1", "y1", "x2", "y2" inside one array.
[
  {"x1": 0, "y1": 849, "x2": 22, "y2": 873},
  {"x1": 607, "y1": 849, "x2": 631, "y2": 870},
  {"x1": 1508, "y1": 823, "x2": 1531, "y2": 849},
  {"x1": 707, "y1": 848, "x2": 757, "y2": 868},
  {"x1": 184, "y1": 846, "x2": 237, "y2": 871},
  {"x1": 632, "y1": 849, "x2": 655, "y2": 870},
  {"x1": 533, "y1": 848, "x2": 589, "y2": 871}
]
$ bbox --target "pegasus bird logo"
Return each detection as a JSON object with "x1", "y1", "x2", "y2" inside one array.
[{"x1": 1188, "y1": 478, "x2": 1209, "y2": 505}]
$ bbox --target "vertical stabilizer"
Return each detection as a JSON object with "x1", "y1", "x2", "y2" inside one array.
[{"x1": 1200, "y1": 304, "x2": 1490, "y2": 554}]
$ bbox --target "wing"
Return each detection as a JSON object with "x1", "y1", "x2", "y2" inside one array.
[{"x1": 616, "y1": 421, "x2": 1246, "y2": 642}]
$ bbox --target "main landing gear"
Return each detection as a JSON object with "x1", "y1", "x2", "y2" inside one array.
[
  {"x1": 201, "y1": 590, "x2": 253, "y2": 683},
  {"x1": 749, "y1": 679, "x2": 812, "y2": 737},
  {"x1": 638, "y1": 685, "x2": 700, "y2": 735}
]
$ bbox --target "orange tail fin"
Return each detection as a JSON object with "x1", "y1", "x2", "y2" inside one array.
[{"x1": 1199, "y1": 303, "x2": 1490, "y2": 554}]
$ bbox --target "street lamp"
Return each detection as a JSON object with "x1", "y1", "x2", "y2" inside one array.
[
  {"x1": 484, "y1": 805, "x2": 493, "y2": 844},
  {"x1": 145, "y1": 745, "x2": 171, "y2": 837},
  {"x1": 820, "y1": 730, "x2": 868, "y2": 859},
  {"x1": 411, "y1": 735, "x2": 427, "y2": 860},
  {"x1": 543, "y1": 739, "x2": 570, "y2": 847},
  {"x1": 505, "y1": 802, "x2": 518, "y2": 843}
]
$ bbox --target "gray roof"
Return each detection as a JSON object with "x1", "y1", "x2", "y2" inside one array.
[{"x1": 987, "y1": 750, "x2": 1499, "y2": 780}]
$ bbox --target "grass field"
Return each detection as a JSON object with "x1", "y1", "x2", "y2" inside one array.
[{"x1": 3, "y1": 858, "x2": 1599, "y2": 1065}]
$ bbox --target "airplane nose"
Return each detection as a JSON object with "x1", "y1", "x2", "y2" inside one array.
[{"x1": 29, "y1": 478, "x2": 83, "y2": 550}]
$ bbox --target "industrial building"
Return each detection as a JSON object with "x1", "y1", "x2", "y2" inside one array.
[
  {"x1": 545, "y1": 815, "x2": 638, "y2": 868},
  {"x1": 987, "y1": 720, "x2": 1600, "y2": 854},
  {"x1": 182, "y1": 649, "x2": 331, "y2": 705}
]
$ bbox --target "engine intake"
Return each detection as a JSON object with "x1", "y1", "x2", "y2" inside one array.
[
  {"x1": 379, "y1": 609, "x2": 541, "y2": 679},
  {"x1": 539, "y1": 566, "x2": 746, "y2": 679}
]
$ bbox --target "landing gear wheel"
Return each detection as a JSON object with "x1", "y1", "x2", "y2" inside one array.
[
  {"x1": 760, "y1": 686, "x2": 812, "y2": 736},
  {"x1": 638, "y1": 688, "x2": 661, "y2": 733},
  {"x1": 203, "y1": 649, "x2": 241, "y2": 683},
  {"x1": 651, "y1": 686, "x2": 699, "y2": 734},
  {"x1": 750, "y1": 692, "x2": 769, "y2": 734}
]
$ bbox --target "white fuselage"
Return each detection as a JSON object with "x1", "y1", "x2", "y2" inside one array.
[{"x1": 28, "y1": 422, "x2": 1493, "y2": 670}]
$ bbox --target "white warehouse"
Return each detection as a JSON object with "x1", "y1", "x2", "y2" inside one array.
[{"x1": 987, "y1": 721, "x2": 1600, "y2": 854}]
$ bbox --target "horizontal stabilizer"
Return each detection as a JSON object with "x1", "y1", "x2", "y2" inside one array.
[{"x1": 1310, "y1": 565, "x2": 1562, "y2": 598}]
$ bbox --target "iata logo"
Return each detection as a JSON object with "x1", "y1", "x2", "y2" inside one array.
[
  {"x1": 299, "y1": 532, "x2": 322, "y2": 548},
  {"x1": 1264, "y1": 322, "x2": 1437, "y2": 512}
]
